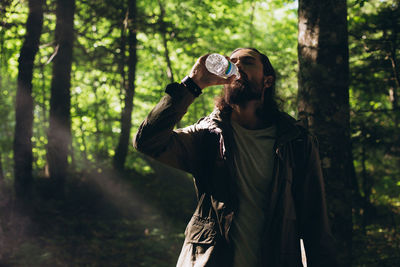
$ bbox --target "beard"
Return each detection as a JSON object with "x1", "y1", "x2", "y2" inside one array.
[
  {"x1": 217, "y1": 72, "x2": 278, "y2": 125},
  {"x1": 223, "y1": 72, "x2": 262, "y2": 108}
]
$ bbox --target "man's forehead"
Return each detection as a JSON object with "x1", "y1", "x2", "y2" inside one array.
[{"x1": 230, "y1": 49, "x2": 260, "y2": 60}]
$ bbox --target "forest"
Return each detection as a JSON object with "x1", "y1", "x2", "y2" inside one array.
[{"x1": 0, "y1": 0, "x2": 399, "y2": 266}]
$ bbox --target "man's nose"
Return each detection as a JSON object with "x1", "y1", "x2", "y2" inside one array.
[{"x1": 234, "y1": 60, "x2": 243, "y2": 70}]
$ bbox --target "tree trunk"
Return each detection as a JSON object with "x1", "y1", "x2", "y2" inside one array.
[
  {"x1": 0, "y1": 154, "x2": 4, "y2": 182},
  {"x1": 158, "y1": 0, "x2": 180, "y2": 129},
  {"x1": 118, "y1": 14, "x2": 127, "y2": 106},
  {"x1": 360, "y1": 145, "x2": 373, "y2": 233},
  {"x1": 14, "y1": 0, "x2": 44, "y2": 199},
  {"x1": 389, "y1": 9, "x2": 399, "y2": 112},
  {"x1": 297, "y1": 0, "x2": 353, "y2": 265},
  {"x1": 389, "y1": 20, "x2": 399, "y2": 128},
  {"x1": 158, "y1": 0, "x2": 174, "y2": 84},
  {"x1": 47, "y1": 0, "x2": 75, "y2": 195},
  {"x1": 113, "y1": 0, "x2": 137, "y2": 171}
]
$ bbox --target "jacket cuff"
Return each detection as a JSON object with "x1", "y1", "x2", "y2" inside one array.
[
  {"x1": 165, "y1": 82, "x2": 198, "y2": 99},
  {"x1": 181, "y1": 76, "x2": 202, "y2": 97}
]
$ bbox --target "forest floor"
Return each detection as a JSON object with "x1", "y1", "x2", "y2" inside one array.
[
  {"x1": 1, "y1": 160, "x2": 400, "y2": 266},
  {"x1": 0, "y1": 161, "x2": 196, "y2": 267}
]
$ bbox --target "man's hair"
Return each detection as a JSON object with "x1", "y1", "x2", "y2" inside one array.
[
  {"x1": 215, "y1": 48, "x2": 280, "y2": 121},
  {"x1": 231, "y1": 47, "x2": 276, "y2": 79}
]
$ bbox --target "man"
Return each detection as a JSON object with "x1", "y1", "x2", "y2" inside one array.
[{"x1": 134, "y1": 48, "x2": 337, "y2": 266}]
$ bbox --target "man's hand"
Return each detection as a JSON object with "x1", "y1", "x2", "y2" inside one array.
[{"x1": 189, "y1": 54, "x2": 236, "y2": 90}]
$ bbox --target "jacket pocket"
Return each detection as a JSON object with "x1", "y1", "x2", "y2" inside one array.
[
  {"x1": 177, "y1": 215, "x2": 217, "y2": 266},
  {"x1": 186, "y1": 215, "x2": 217, "y2": 245}
]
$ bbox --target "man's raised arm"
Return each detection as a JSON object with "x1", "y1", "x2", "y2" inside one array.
[{"x1": 133, "y1": 55, "x2": 233, "y2": 173}]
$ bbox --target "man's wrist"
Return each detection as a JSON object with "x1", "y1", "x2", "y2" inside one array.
[
  {"x1": 189, "y1": 74, "x2": 206, "y2": 90},
  {"x1": 181, "y1": 76, "x2": 202, "y2": 97}
]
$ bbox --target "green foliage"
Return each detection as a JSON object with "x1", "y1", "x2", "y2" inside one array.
[
  {"x1": 349, "y1": 0, "x2": 400, "y2": 264},
  {"x1": 0, "y1": 0, "x2": 28, "y2": 181},
  {"x1": 1, "y1": 0, "x2": 300, "y2": 176},
  {"x1": 2, "y1": 0, "x2": 400, "y2": 265},
  {"x1": 0, "y1": 1, "x2": 300, "y2": 264},
  {"x1": 349, "y1": 0, "x2": 400, "y2": 205}
]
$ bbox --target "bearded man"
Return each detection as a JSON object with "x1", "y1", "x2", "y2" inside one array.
[{"x1": 134, "y1": 48, "x2": 337, "y2": 267}]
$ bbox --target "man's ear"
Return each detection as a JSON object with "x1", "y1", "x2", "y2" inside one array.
[{"x1": 263, "y1": 75, "x2": 274, "y2": 89}]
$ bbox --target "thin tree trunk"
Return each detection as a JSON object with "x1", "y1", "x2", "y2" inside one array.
[
  {"x1": 47, "y1": 0, "x2": 75, "y2": 195},
  {"x1": 113, "y1": 0, "x2": 137, "y2": 171},
  {"x1": 14, "y1": 0, "x2": 44, "y2": 199},
  {"x1": 360, "y1": 145, "x2": 373, "y2": 233},
  {"x1": 158, "y1": 0, "x2": 174, "y2": 84},
  {"x1": 389, "y1": 10, "x2": 399, "y2": 111},
  {"x1": 0, "y1": 154, "x2": 4, "y2": 182},
  {"x1": 118, "y1": 13, "x2": 127, "y2": 105},
  {"x1": 79, "y1": 116, "x2": 88, "y2": 164},
  {"x1": 297, "y1": 0, "x2": 353, "y2": 265},
  {"x1": 157, "y1": 0, "x2": 181, "y2": 129},
  {"x1": 93, "y1": 87, "x2": 101, "y2": 154},
  {"x1": 0, "y1": 17, "x2": 4, "y2": 84},
  {"x1": 248, "y1": 0, "x2": 256, "y2": 47}
]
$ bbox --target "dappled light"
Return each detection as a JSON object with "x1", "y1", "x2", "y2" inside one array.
[{"x1": 1, "y1": 157, "x2": 196, "y2": 266}]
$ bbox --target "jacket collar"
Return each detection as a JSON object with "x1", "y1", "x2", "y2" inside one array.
[
  {"x1": 274, "y1": 112, "x2": 302, "y2": 146},
  {"x1": 206, "y1": 108, "x2": 301, "y2": 146}
]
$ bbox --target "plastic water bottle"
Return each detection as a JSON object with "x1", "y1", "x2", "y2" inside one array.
[{"x1": 205, "y1": 53, "x2": 240, "y2": 79}]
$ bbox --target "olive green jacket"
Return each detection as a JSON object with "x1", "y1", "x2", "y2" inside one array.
[{"x1": 134, "y1": 83, "x2": 337, "y2": 267}]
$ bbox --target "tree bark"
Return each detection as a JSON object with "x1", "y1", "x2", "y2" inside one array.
[
  {"x1": 118, "y1": 13, "x2": 127, "y2": 105},
  {"x1": 47, "y1": 0, "x2": 75, "y2": 195},
  {"x1": 113, "y1": 0, "x2": 137, "y2": 171},
  {"x1": 158, "y1": 0, "x2": 174, "y2": 84},
  {"x1": 14, "y1": 0, "x2": 44, "y2": 199},
  {"x1": 0, "y1": 154, "x2": 4, "y2": 182},
  {"x1": 360, "y1": 145, "x2": 374, "y2": 233},
  {"x1": 389, "y1": 9, "x2": 399, "y2": 112},
  {"x1": 297, "y1": 0, "x2": 353, "y2": 265},
  {"x1": 157, "y1": 0, "x2": 181, "y2": 128}
]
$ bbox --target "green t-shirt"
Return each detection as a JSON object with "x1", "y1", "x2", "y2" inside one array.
[{"x1": 230, "y1": 120, "x2": 276, "y2": 267}]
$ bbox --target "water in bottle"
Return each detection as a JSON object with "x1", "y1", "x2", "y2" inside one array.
[{"x1": 205, "y1": 53, "x2": 240, "y2": 79}]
